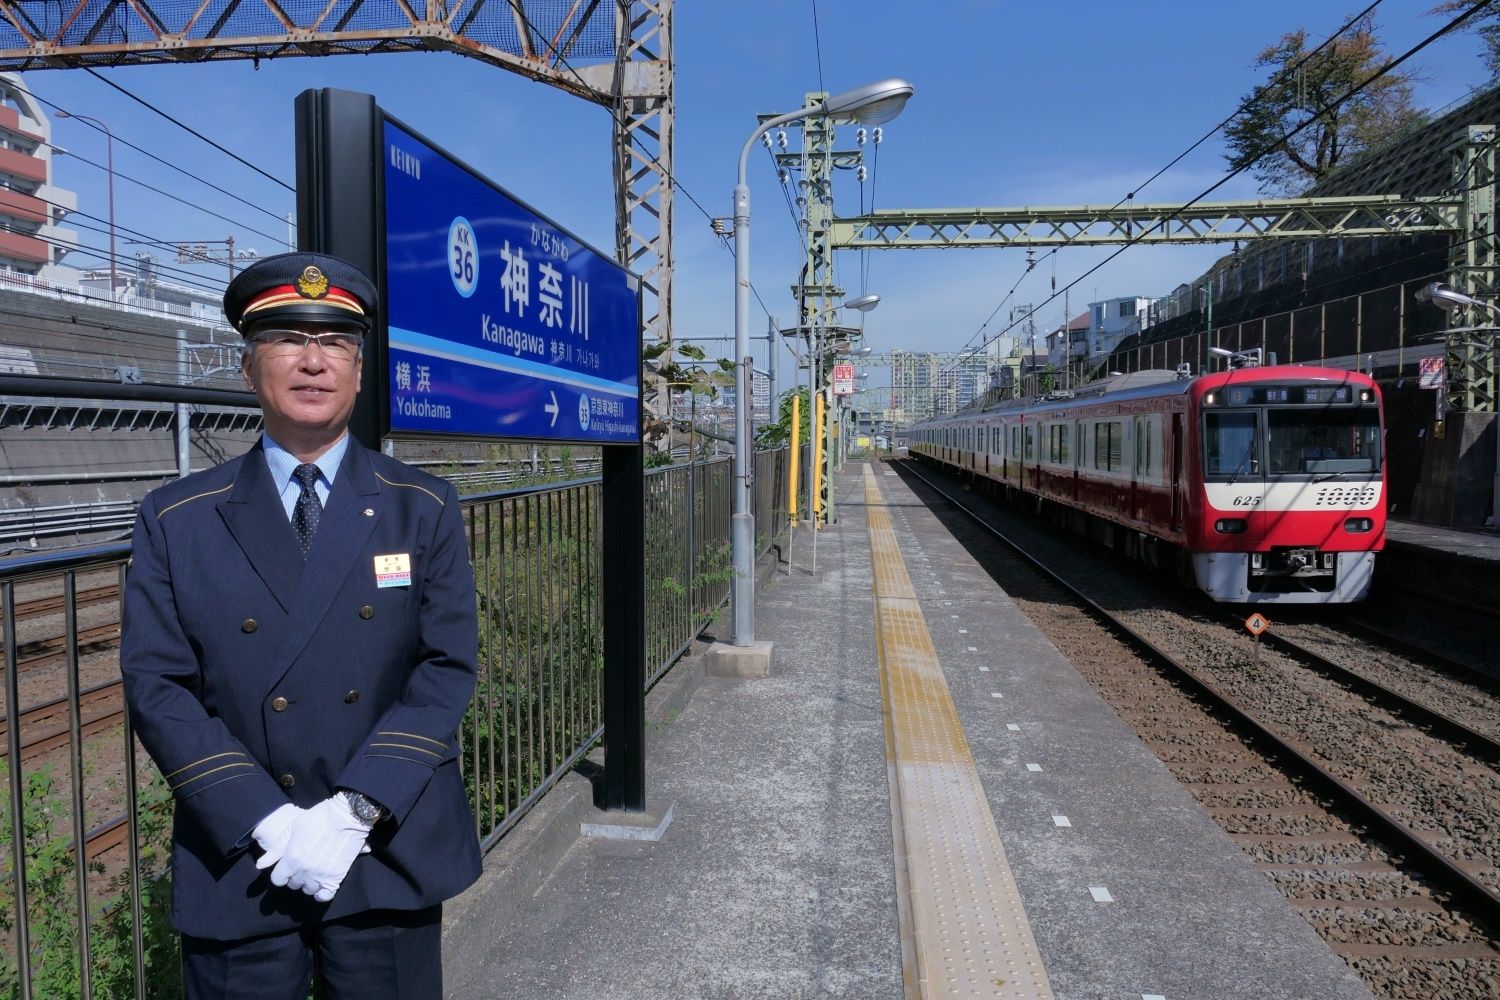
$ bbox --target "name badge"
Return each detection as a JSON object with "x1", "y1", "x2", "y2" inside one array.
[{"x1": 374, "y1": 553, "x2": 412, "y2": 588}]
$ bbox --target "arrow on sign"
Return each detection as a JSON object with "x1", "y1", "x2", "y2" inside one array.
[{"x1": 544, "y1": 390, "x2": 559, "y2": 427}]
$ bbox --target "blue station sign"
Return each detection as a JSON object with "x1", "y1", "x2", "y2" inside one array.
[{"x1": 381, "y1": 119, "x2": 641, "y2": 442}]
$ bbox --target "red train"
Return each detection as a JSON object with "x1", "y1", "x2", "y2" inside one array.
[{"x1": 909, "y1": 362, "x2": 1386, "y2": 603}]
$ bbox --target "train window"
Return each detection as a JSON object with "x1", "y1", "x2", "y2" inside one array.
[
  {"x1": 1010, "y1": 426, "x2": 1020, "y2": 458},
  {"x1": 1024, "y1": 426, "x2": 1035, "y2": 461},
  {"x1": 1094, "y1": 422, "x2": 1123, "y2": 472},
  {"x1": 1050, "y1": 424, "x2": 1071, "y2": 464},
  {"x1": 1135, "y1": 417, "x2": 1156, "y2": 479},
  {"x1": 1204, "y1": 412, "x2": 1260, "y2": 477},
  {"x1": 1266, "y1": 408, "x2": 1381, "y2": 474}
]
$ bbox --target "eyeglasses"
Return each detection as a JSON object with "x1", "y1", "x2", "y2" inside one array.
[{"x1": 251, "y1": 329, "x2": 364, "y2": 362}]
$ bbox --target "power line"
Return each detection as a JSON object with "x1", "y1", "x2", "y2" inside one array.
[
  {"x1": 949, "y1": 0, "x2": 1390, "y2": 365},
  {"x1": 40, "y1": 139, "x2": 287, "y2": 246},
  {"x1": 507, "y1": 4, "x2": 778, "y2": 324},
  {"x1": 947, "y1": 0, "x2": 1487, "y2": 374},
  {"x1": 30, "y1": 87, "x2": 292, "y2": 228},
  {"x1": 810, "y1": 0, "x2": 827, "y2": 95},
  {"x1": 83, "y1": 68, "x2": 295, "y2": 193}
]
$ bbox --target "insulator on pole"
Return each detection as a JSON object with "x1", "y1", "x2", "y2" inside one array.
[
  {"x1": 873, "y1": 127, "x2": 883, "y2": 144},
  {"x1": 856, "y1": 128, "x2": 867, "y2": 146},
  {"x1": 856, "y1": 166, "x2": 867, "y2": 183},
  {"x1": 777, "y1": 130, "x2": 788, "y2": 149}
]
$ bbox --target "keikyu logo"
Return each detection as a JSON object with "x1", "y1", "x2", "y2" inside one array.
[{"x1": 578, "y1": 392, "x2": 591, "y2": 431}]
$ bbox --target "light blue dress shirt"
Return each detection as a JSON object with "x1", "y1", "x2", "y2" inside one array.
[{"x1": 261, "y1": 433, "x2": 350, "y2": 520}]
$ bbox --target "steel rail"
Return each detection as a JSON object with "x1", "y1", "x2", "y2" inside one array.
[
  {"x1": 894, "y1": 458, "x2": 1500, "y2": 928},
  {"x1": 1246, "y1": 625, "x2": 1500, "y2": 762},
  {"x1": 1337, "y1": 614, "x2": 1500, "y2": 692},
  {"x1": 11, "y1": 584, "x2": 119, "y2": 621}
]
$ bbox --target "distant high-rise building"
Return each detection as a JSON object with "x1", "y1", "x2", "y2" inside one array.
[{"x1": 891, "y1": 350, "x2": 994, "y2": 418}]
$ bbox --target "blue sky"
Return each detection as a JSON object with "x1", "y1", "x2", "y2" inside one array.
[{"x1": 18, "y1": 0, "x2": 1494, "y2": 384}]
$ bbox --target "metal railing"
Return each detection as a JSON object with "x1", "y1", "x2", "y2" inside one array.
[{"x1": 0, "y1": 447, "x2": 791, "y2": 996}]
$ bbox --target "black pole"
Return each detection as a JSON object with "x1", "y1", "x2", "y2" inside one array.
[
  {"x1": 600, "y1": 440, "x2": 645, "y2": 809},
  {"x1": 295, "y1": 88, "x2": 386, "y2": 451}
]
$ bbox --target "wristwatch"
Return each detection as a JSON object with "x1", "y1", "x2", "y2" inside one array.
[{"x1": 340, "y1": 790, "x2": 387, "y2": 827}]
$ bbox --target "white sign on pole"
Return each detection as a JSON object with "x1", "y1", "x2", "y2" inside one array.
[
  {"x1": 832, "y1": 363, "x2": 856, "y2": 396},
  {"x1": 1418, "y1": 356, "x2": 1445, "y2": 390}
]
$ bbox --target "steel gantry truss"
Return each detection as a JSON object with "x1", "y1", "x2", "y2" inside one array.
[
  {"x1": 819, "y1": 126, "x2": 1495, "y2": 412},
  {"x1": 0, "y1": 0, "x2": 676, "y2": 351},
  {"x1": 829, "y1": 194, "x2": 1460, "y2": 248}
]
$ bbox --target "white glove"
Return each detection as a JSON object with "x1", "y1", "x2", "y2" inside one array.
[
  {"x1": 250, "y1": 803, "x2": 303, "y2": 868},
  {"x1": 257, "y1": 794, "x2": 371, "y2": 903}
]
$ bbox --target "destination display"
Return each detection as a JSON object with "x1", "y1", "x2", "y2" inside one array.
[{"x1": 382, "y1": 119, "x2": 641, "y2": 442}]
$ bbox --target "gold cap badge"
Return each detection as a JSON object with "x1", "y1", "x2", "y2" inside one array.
[{"x1": 296, "y1": 265, "x2": 330, "y2": 299}]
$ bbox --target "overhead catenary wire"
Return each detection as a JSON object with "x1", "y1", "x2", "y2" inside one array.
[
  {"x1": 39, "y1": 138, "x2": 288, "y2": 247},
  {"x1": 945, "y1": 0, "x2": 1490, "y2": 375},
  {"x1": 31, "y1": 88, "x2": 292, "y2": 228},
  {"x1": 82, "y1": 68, "x2": 295, "y2": 193},
  {"x1": 945, "y1": 0, "x2": 1392, "y2": 369},
  {"x1": 507, "y1": 4, "x2": 780, "y2": 326},
  {"x1": 0, "y1": 221, "x2": 245, "y2": 295}
]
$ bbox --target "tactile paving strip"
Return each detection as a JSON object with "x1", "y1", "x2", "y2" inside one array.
[{"x1": 865, "y1": 466, "x2": 1054, "y2": 1000}]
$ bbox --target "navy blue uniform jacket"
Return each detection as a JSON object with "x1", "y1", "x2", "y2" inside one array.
[{"x1": 121, "y1": 440, "x2": 482, "y2": 940}]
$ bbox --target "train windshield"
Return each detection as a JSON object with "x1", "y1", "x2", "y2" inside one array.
[
  {"x1": 1266, "y1": 408, "x2": 1382, "y2": 475},
  {"x1": 1204, "y1": 412, "x2": 1258, "y2": 478}
]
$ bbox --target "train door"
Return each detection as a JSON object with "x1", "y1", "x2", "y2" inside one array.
[{"x1": 1169, "y1": 412, "x2": 1184, "y2": 533}]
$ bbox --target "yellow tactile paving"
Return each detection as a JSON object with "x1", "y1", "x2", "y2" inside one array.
[{"x1": 865, "y1": 465, "x2": 1054, "y2": 1000}]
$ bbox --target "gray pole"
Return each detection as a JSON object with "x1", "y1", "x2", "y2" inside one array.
[
  {"x1": 734, "y1": 105, "x2": 814, "y2": 646},
  {"x1": 767, "y1": 315, "x2": 778, "y2": 422},
  {"x1": 175, "y1": 329, "x2": 191, "y2": 478}
]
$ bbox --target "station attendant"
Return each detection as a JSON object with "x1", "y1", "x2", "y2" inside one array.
[{"x1": 121, "y1": 252, "x2": 482, "y2": 999}]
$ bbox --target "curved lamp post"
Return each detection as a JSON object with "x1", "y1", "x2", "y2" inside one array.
[
  {"x1": 730, "y1": 78, "x2": 914, "y2": 646},
  {"x1": 56, "y1": 112, "x2": 115, "y2": 301}
]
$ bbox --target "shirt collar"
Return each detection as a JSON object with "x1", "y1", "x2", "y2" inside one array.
[{"x1": 262, "y1": 432, "x2": 350, "y2": 489}]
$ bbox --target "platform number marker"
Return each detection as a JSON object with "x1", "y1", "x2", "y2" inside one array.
[{"x1": 448, "y1": 216, "x2": 478, "y2": 298}]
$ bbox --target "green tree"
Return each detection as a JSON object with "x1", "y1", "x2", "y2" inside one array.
[
  {"x1": 1431, "y1": 1, "x2": 1500, "y2": 78},
  {"x1": 1224, "y1": 15, "x2": 1426, "y2": 194},
  {"x1": 755, "y1": 387, "x2": 813, "y2": 447}
]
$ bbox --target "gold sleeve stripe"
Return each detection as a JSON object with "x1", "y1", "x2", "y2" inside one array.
[
  {"x1": 369, "y1": 742, "x2": 443, "y2": 759},
  {"x1": 377, "y1": 730, "x2": 447, "y2": 748},
  {"x1": 164, "y1": 750, "x2": 248, "y2": 781},
  {"x1": 171, "y1": 761, "x2": 254, "y2": 791},
  {"x1": 182, "y1": 771, "x2": 257, "y2": 799},
  {"x1": 374, "y1": 472, "x2": 445, "y2": 506},
  {"x1": 157, "y1": 484, "x2": 233, "y2": 519}
]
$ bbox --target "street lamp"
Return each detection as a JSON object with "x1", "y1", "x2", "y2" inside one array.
[
  {"x1": 56, "y1": 112, "x2": 115, "y2": 301},
  {"x1": 731, "y1": 77, "x2": 914, "y2": 648},
  {"x1": 1416, "y1": 281, "x2": 1500, "y2": 317}
]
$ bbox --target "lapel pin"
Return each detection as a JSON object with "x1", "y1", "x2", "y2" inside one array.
[{"x1": 363, "y1": 508, "x2": 375, "y2": 517}]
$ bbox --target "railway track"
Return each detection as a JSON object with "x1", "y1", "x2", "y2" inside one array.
[
  {"x1": 892, "y1": 458, "x2": 1500, "y2": 999},
  {"x1": 10, "y1": 584, "x2": 119, "y2": 622},
  {"x1": 0, "y1": 679, "x2": 126, "y2": 760}
]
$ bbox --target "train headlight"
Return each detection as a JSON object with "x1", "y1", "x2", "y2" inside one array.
[
  {"x1": 1214, "y1": 518, "x2": 1247, "y2": 534},
  {"x1": 1344, "y1": 517, "x2": 1374, "y2": 533},
  {"x1": 1204, "y1": 392, "x2": 1218, "y2": 406}
]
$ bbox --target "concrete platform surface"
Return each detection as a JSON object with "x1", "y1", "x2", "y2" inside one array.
[
  {"x1": 444, "y1": 463, "x2": 1375, "y2": 1000},
  {"x1": 444, "y1": 487, "x2": 902, "y2": 999}
]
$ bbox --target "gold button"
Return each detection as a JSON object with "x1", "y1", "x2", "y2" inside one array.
[
  {"x1": 271, "y1": 697, "x2": 288, "y2": 713},
  {"x1": 278, "y1": 773, "x2": 295, "y2": 788},
  {"x1": 241, "y1": 618, "x2": 258, "y2": 633},
  {"x1": 344, "y1": 690, "x2": 360, "y2": 704},
  {"x1": 359, "y1": 605, "x2": 374, "y2": 620}
]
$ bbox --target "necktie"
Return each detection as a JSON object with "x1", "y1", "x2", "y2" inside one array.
[{"x1": 292, "y1": 464, "x2": 323, "y2": 556}]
